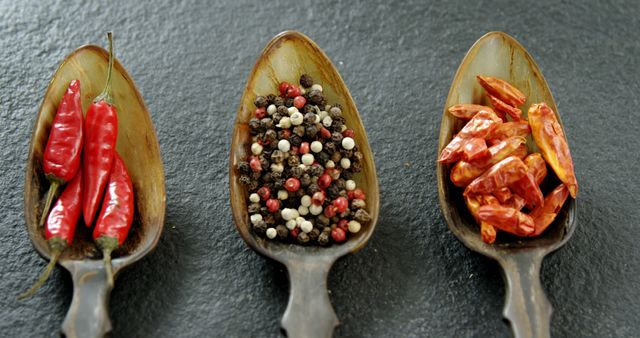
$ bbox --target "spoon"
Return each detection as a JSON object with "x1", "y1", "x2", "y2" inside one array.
[
  {"x1": 437, "y1": 32, "x2": 577, "y2": 338},
  {"x1": 229, "y1": 31, "x2": 379, "y2": 338},
  {"x1": 24, "y1": 44, "x2": 166, "y2": 338}
]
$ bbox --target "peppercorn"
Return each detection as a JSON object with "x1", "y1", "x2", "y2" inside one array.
[
  {"x1": 270, "y1": 150, "x2": 284, "y2": 163},
  {"x1": 331, "y1": 120, "x2": 344, "y2": 133},
  {"x1": 327, "y1": 184, "x2": 341, "y2": 200},
  {"x1": 276, "y1": 224, "x2": 288, "y2": 239},
  {"x1": 273, "y1": 178, "x2": 284, "y2": 190},
  {"x1": 284, "y1": 97, "x2": 294, "y2": 107},
  {"x1": 331, "y1": 132, "x2": 344, "y2": 144},
  {"x1": 287, "y1": 155, "x2": 300, "y2": 167},
  {"x1": 253, "y1": 220, "x2": 267, "y2": 234},
  {"x1": 297, "y1": 231, "x2": 310, "y2": 244},
  {"x1": 247, "y1": 181, "x2": 259, "y2": 191},
  {"x1": 331, "y1": 227, "x2": 346, "y2": 242},
  {"x1": 264, "y1": 214, "x2": 276, "y2": 225},
  {"x1": 300, "y1": 174, "x2": 311, "y2": 187},
  {"x1": 260, "y1": 118, "x2": 274, "y2": 130},
  {"x1": 249, "y1": 118, "x2": 261, "y2": 134},
  {"x1": 318, "y1": 231, "x2": 330, "y2": 245},
  {"x1": 308, "y1": 90, "x2": 324, "y2": 105},
  {"x1": 354, "y1": 209, "x2": 371, "y2": 223},
  {"x1": 277, "y1": 106, "x2": 288, "y2": 116},
  {"x1": 353, "y1": 151, "x2": 364, "y2": 162},
  {"x1": 331, "y1": 151, "x2": 342, "y2": 163},
  {"x1": 324, "y1": 142, "x2": 336, "y2": 154},
  {"x1": 300, "y1": 74, "x2": 314, "y2": 88},
  {"x1": 271, "y1": 171, "x2": 282, "y2": 179},
  {"x1": 254, "y1": 96, "x2": 268, "y2": 108},
  {"x1": 262, "y1": 172, "x2": 273, "y2": 183},
  {"x1": 341, "y1": 171, "x2": 354, "y2": 180},
  {"x1": 264, "y1": 129, "x2": 277, "y2": 144},
  {"x1": 307, "y1": 183, "x2": 320, "y2": 194},
  {"x1": 293, "y1": 125, "x2": 305, "y2": 137},
  {"x1": 308, "y1": 228, "x2": 320, "y2": 242},
  {"x1": 351, "y1": 199, "x2": 366, "y2": 209},
  {"x1": 237, "y1": 161, "x2": 251, "y2": 174},
  {"x1": 351, "y1": 162, "x2": 363, "y2": 173},
  {"x1": 250, "y1": 172, "x2": 261, "y2": 181},
  {"x1": 289, "y1": 134, "x2": 302, "y2": 147},
  {"x1": 329, "y1": 106, "x2": 342, "y2": 119},
  {"x1": 239, "y1": 175, "x2": 251, "y2": 185}
]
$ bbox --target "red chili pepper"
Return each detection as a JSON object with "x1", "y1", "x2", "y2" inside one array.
[
  {"x1": 93, "y1": 153, "x2": 134, "y2": 287},
  {"x1": 39, "y1": 79, "x2": 83, "y2": 227},
  {"x1": 19, "y1": 169, "x2": 82, "y2": 300},
  {"x1": 83, "y1": 32, "x2": 118, "y2": 226}
]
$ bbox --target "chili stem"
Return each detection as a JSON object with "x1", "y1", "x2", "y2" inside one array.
[
  {"x1": 39, "y1": 180, "x2": 60, "y2": 227},
  {"x1": 95, "y1": 236, "x2": 118, "y2": 288},
  {"x1": 103, "y1": 248, "x2": 114, "y2": 288},
  {"x1": 17, "y1": 248, "x2": 62, "y2": 300},
  {"x1": 95, "y1": 32, "x2": 114, "y2": 105}
]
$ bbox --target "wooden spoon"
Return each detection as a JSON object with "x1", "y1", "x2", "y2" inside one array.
[
  {"x1": 437, "y1": 32, "x2": 577, "y2": 338},
  {"x1": 230, "y1": 31, "x2": 379, "y2": 338},
  {"x1": 24, "y1": 44, "x2": 165, "y2": 338}
]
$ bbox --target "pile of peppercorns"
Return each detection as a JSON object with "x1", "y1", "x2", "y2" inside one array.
[{"x1": 236, "y1": 74, "x2": 371, "y2": 245}]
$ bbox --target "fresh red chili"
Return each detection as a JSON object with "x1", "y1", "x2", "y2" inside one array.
[
  {"x1": 39, "y1": 79, "x2": 83, "y2": 227},
  {"x1": 19, "y1": 169, "x2": 83, "y2": 300},
  {"x1": 93, "y1": 152, "x2": 134, "y2": 287},
  {"x1": 83, "y1": 32, "x2": 118, "y2": 226}
]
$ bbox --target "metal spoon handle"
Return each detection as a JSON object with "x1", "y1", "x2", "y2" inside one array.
[
  {"x1": 281, "y1": 257, "x2": 339, "y2": 338},
  {"x1": 61, "y1": 264, "x2": 113, "y2": 338},
  {"x1": 499, "y1": 251, "x2": 552, "y2": 338}
]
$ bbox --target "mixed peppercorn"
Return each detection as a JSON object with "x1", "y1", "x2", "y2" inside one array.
[
  {"x1": 440, "y1": 75, "x2": 577, "y2": 244},
  {"x1": 237, "y1": 74, "x2": 371, "y2": 245},
  {"x1": 19, "y1": 33, "x2": 134, "y2": 299}
]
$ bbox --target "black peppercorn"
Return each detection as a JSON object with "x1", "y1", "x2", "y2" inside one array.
[
  {"x1": 248, "y1": 203, "x2": 261, "y2": 214},
  {"x1": 351, "y1": 162, "x2": 363, "y2": 173},
  {"x1": 331, "y1": 151, "x2": 342, "y2": 163},
  {"x1": 288, "y1": 155, "x2": 301, "y2": 167},
  {"x1": 266, "y1": 94, "x2": 276, "y2": 104},
  {"x1": 271, "y1": 171, "x2": 282, "y2": 180},
  {"x1": 302, "y1": 104, "x2": 315, "y2": 115},
  {"x1": 273, "y1": 178, "x2": 284, "y2": 190},
  {"x1": 273, "y1": 96, "x2": 285, "y2": 107},
  {"x1": 289, "y1": 165, "x2": 304, "y2": 178},
  {"x1": 341, "y1": 149, "x2": 353, "y2": 159},
  {"x1": 304, "y1": 125, "x2": 317, "y2": 138},
  {"x1": 331, "y1": 120, "x2": 343, "y2": 133},
  {"x1": 253, "y1": 221, "x2": 267, "y2": 234},
  {"x1": 353, "y1": 151, "x2": 364, "y2": 162},
  {"x1": 351, "y1": 199, "x2": 366, "y2": 209},
  {"x1": 324, "y1": 142, "x2": 336, "y2": 154},
  {"x1": 276, "y1": 225, "x2": 288, "y2": 239},
  {"x1": 307, "y1": 183, "x2": 320, "y2": 194},
  {"x1": 262, "y1": 172, "x2": 273, "y2": 183},
  {"x1": 329, "y1": 106, "x2": 342, "y2": 118},
  {"x1": 316, "y1": 215, "x2": 330, "y2": 227},
  {"x1": 308, "y1": 228, "x2": 320, "y2": 241},
  {"x1": 250, "y1": 172, "x2": 261, "y2": 181},
  {"x1": 293, "y1": 125, "x2": 305, "y2": 137},
  {"x1": 316, "y1": 151, "x2": 330, "y2": 165},
  {"x1": 300, "y1": 174, "x2": 311, "y2": 187},
  {"x1": 254, "y1": 96, "x2": 268, "y2": 108},
  {"x1": 318, "y1": 231, "x2": 330, "y2": 245},
  {"x1": 239, "y1": 175, "x2": 251, "y2": 185},
  {"x1": 260, "y1": 118, "x2": 274, "y2": 130},
  {"x1": 284, "y1": 97, "x2": 294, "y2": 107},
  {"x1": 335, "y1": 179, "x2": 346, "y2": 190},
  {"x1": 289, "y1": 134, "x2": 302, "y2": 147},
  {"x1": 248, "y1": 118, "x2": 261, "y2": 134},
  {"x1": 264, "y1": 129, "x2": 277, "y2": 144},
  {"x1": 300, "y1": 74, "x2": 314, "y2": 88},
  {"x1": 271, "y1": 150, "x2": 285, "y2": 163},
  {"x1": 277, "y1": 105, "x2": 288, "y2": 116},
  {"x1": 264, "y1": 214, "x2": 276, "y2": 225},
  {"x1": 341, "y1": 171, "x2": 354, "y2": 180},
  {"x1": 354, "y1": 209, "x2": 371, "y2": 223},
  {"x1": 331, "y1": 132, "x2": 344, "y2": 144},
  {"x1": 297, "y1": 232, "x2": 310, "y2": 244},
  {"x1": 303, "y1": 112, "x2": 316, "y2": 125},
  {"x1": 237, "y1": 162, "x2": 251, "y2": 174},
  {"x1": 247, "y1": 181, "x2": 259, "y2": 191},
  {"x1": 309, "y1": 164, "x2": 324, "y2": 177},
  {"x1": 327, "y1": 184, "x2": 341, "y2": 199},
  {"x1": 308, "y1": 90, "x2": 324, "y2": 105}
]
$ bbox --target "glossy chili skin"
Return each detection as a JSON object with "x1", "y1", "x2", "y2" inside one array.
[
  {"x1": 46, "y1": 169, "x2": 83, "y2": 245},
  {"x1": 43, "y1": 80, "x2": 84, "y2": 182},
  {"x1": 82, "y1": 99, "x2": 118, "y2": 225},
  {"x1": 93, "y1": 153, "x2": 133, "y2": 245}
]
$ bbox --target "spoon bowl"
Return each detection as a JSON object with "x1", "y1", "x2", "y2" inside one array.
[
  {"x1": 24, "y1": 45, "x2": 165, "y2": 338},
  {"x1": 437, "y1": 32, "x2": 577, "y2": 338},
  {"x1": 230, "y1": 31, "x2": 379, "y2": 338}
]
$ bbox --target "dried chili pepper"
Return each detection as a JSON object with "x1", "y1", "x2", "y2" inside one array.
[
  {"x1": 462, "y1": 138, "x2": 490, "y2": 163},
  {"x1": 19, "y1": 169, "x2": 82, "y2": 299},
  {"x1": 477, "y1": 204, "x2": 535, "y2": 236},
  {"x1": 529, "y1": 184, "x2": 569, "y2": 236},
  {"x1": 447, "y1": 104, "x2": 495, "y2": 120},
  {"x1": 528, "y1": 103, "x2": 578, "y2": 197},
  {"x1": 487, "y1": 121, "x2": 531, "y2": 145},
  {"x1": 523, "y1": 153, "x2": 547, "y2": 185},
  {"x1": 464, "y1": 156, "x2": 528, "y2": 196},
  {"x1": 439, "y1": 110, "x2": 502, "y2": 163},
  {"x1": 83, "y1": 32, "x2": 118, "y2": 225},
  {"x1": 39, "y1": 80, "x2": 83, "y2": 227},
  {"x1": 93, "y1": 153, "x2": 134, "y2": 287},
  {"x1": 488, "y1": 94, "x2": 523, "y2": 121},
  {"x1": 477, "y1": 75, "x2": 526, "y2": 107}
]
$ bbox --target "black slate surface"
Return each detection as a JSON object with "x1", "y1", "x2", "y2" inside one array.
[{"x1": 1, "y1": 1, "x2": 639, "y2": 337}]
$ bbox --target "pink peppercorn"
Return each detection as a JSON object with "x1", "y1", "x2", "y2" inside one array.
[
  {"x1": 331, "y1": 228, "x2": 346, "y2": 242},
  {"x1": 286, "y1": 86, "x2": 301, "y2": 98},
  {"x1": 290, "y1": 227, "x2": 300, "y2": 238},
  {"x1": 320, "y1": 127, "x2": 332, "y2": 139},
  {"x1": 337, "y1": 219, "x2": 349, "y2": 231},
  {"x1": 266, "y1": 199, "x2": 280, "y2": 213},
  {"x1": 312, "y1": 191, "x2": 325, "y2": 205},
  {"x1": 279, "y1": 82, "x2": 291, "y2": 96},
  {"x1": 299, "y1": 142, "x2": 310, "y2": 154},
  {"x1": 342, "y1": 129, "x2": 355, "y2": 138},
  {"x1": 257, "y1": 186, "x2": 271, "y2": 201},
  {"x1": 249, "y1": 157, "x2": 262, "y2": 172},
  {"x1": 281, "y1": 129, "x2": 292, "y2": 139},
  {"x1": 333, "y1": 197, "x2": 348, "y2": 213},
  {"x1": 293, "y1": 96, "x2": 306, "y2": 109},
  {"x1": 284, "y1": 178, "x2": 301, "y2": 192},
  {"x1": 318, "y1": 174, "x2": 332, "y2": 190},
  {"x1": 255, "y1": 107, "x2": 266, "y2": 119},
  {"x1": 324, "y1": 205, "x2": 337, "y2": 218},
  {"x1": 353, "y1": 188, "x2": 366, "y2": 200}
]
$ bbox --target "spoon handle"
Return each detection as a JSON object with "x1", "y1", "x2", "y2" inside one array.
[
  {"x1": 499, "y1": 251, "x2": 552, "y2": 338},
  {"x1": 61, "y1": 263, "x2": 113, "y2": 338},
  {"x1": 281, "y1": 257, "x2": 339, "y2": 338}
]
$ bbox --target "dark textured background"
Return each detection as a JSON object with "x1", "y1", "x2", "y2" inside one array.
[{"x1": 1, "y1": 1, "x2": 639, "y2": 337}]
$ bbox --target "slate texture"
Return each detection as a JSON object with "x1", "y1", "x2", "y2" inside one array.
[{"x1": 1, "y1": 0, "x2": 639, "y2": 337}]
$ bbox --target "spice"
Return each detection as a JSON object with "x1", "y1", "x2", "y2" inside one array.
[
  {"x1": 238, "y1": 75, "x2": 370, "y2": 246},
  {"x1": 83, "y1": 32, "x2": 118, "y2": 226},
  {"x1": 39, "y1": 79, "x2": 84, "y2": 227},
  {"x1": 441, "y1": 75, "x2": 577, "y2": 243}
]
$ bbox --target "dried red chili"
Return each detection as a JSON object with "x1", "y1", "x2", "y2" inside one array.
[
  {"x1": 83, "y1": 32, "x2": 119, "y2": 226},
  {"x1": 93, "y1": 153, "x2": 134, "y2": 287},
  {"x1": 39, "y1": 79, "x2": 83, "y2": 227},
  {"x1": 19, "y1": 169, "x2": 83, "y2": 299}
]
